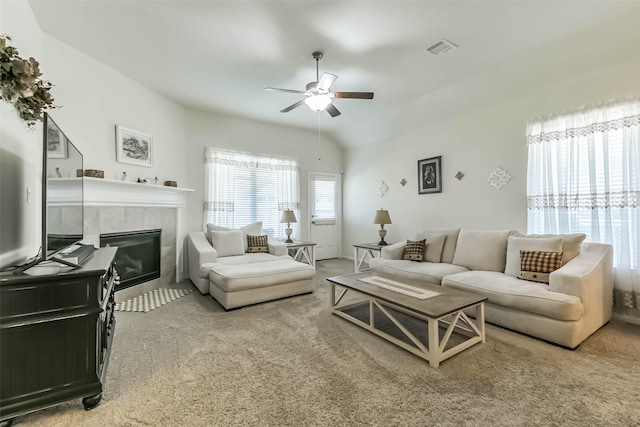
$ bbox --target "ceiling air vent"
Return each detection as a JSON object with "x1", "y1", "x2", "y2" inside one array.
[{"x1": 426, "y1": 39, "x2": 457, "y2": 56}]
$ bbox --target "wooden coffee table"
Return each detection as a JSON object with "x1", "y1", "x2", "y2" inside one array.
[{"x1": 327, "y1": 272, "x2": 487, "y2": 367}]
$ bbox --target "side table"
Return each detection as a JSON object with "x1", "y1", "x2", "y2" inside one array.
[
  {"x1": 353, "y1": 243, "x2": 387, "y2": 272},
  {"x1": 285, "y1": 241, "x2": 316, "y2": 267}
]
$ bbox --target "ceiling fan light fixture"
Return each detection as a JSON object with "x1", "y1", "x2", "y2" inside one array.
[{"x1": 304, "y1": 94, "x2": 332, "y2": 112}]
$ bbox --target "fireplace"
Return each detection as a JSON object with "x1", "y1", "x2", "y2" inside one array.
[{"x1": 100, "y1": 229, "x2": 161, "y2": 291}]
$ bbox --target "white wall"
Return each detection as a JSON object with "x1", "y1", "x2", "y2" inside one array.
[
  {"x1": 184, "y1": 108, "x2": 343, "y2": 242},
  {"x1": 0, "y1": 1, "x2": 187, "y2": 268},
  {"x1": 41, "y1": 35, "x2": 186, "y2": 184},
  {"x1": 342, "y1": 56, "x2": 640, "y2": 257}
]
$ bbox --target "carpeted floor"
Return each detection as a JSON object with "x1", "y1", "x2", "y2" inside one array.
[{"x1": 15, "y1": 258, "x2": 640, "y2": 426}]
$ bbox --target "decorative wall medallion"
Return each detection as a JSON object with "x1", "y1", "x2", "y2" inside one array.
[
  {"x1": 400, "y1": 178, "x2": 407, "y2": 186},
  {"x1": 487, "y1": 167, "x2": 511, "y2": 190},
  {"x1": 376, "y1": 180, "x2": 389, "y2": 197},
  {"x1": 455, "y1": 171, "x2": 464, "y2": 180}
]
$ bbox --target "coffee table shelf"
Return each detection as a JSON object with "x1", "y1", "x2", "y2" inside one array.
[{"x1": 327, "y1": 272, "x2": 487, "y2": 367}]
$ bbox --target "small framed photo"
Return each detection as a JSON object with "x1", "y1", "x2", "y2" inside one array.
[
  {"x1": 47, "y1": 119, "x2": 67, "y2": 159},
  {"x1": 116, "y1": 125, "x2": 152, "y2": 167},
  {"x1": 418, "y1": 156, "x2": 442, "y2": 194}
]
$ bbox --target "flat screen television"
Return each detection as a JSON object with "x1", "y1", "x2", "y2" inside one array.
[{"x1": 42, "y1": 113, "x2": 84, "y2": 263}]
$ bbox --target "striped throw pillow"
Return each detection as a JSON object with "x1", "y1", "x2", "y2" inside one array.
[
  {"x1": 402, "y1": 239, "x2": 426, "y2": 262},
  {"x1": 246, "y1": 234, "x2": 269, "y2": 253},
  {"x1": 518, "y1": 250, "x2": 563, "y2": 283}
]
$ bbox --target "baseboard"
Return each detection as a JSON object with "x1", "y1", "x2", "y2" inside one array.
[{"x1": 612, "y1": 312, "x2": 640, "y2": 326}]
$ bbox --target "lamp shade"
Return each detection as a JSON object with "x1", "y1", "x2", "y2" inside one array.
[
  {"x1": 373, "y1": 209, "x2": 392, "y2": 225},
  {"x1": 280, "y1": 210, "x2": 297, "y2": 224}
]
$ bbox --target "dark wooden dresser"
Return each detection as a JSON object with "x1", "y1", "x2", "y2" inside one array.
[{"x1": 0, "y1": 247, "x2": 118, "y2": 426}]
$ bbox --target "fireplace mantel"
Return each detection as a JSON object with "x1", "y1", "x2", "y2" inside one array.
[{"x1": 82, "y1": 177, "x2": 194, "y2": 207}]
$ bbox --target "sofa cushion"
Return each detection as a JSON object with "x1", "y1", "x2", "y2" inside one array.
[
  {"x1": 369, "y1": 258, "x2": 469, "y2": 286},
  {"x1": 527, "y1": 233, "x2": 586, "y2": 265},
  {"x1": 518, "y1": 250, "x2": 563, "y2": 283},
  {"x1": 402, "y1": 239, "x2": 426, "y2": 262},
  {"x1": 206, "y1": 221, "x2": 264, "y2": 252},
  {"x1": 247, "y1": 234, "x2": 269, "y2": 253},
  {"x1": 452, "y1": 229, "x2": 511, "y2": 272},
  {"x1": 199, "y1": 253, "x2": 292, "y2": 277},
  {"x1": 210, "y1": 230, "x2": 245, "y2": 257},
  {"x1": 504, "y1": 236, "x2": 563, "y2": 277},
  {"x1": 209, "y1": 259, "x2": 315, "y2": 292},
  {"x1": 414, "y1": 233, "x2": 447, "y2": 263},
  {"x1": 414, "y1": 229, "x2": 460, "y2": 264},
  {"x1": 442, "y1": 271, "x2": 584, "y2": 321}
]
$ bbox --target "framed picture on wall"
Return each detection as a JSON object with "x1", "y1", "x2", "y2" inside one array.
[
  {"x1": 417, "y1": 156, "x2": 442, "y2": 194},
  {"x1": 47, "y1": 119, "x2": 67, "y2": 159},
  {"x1": 115, "y1": 125, "x2": 152, "y2": 167}
]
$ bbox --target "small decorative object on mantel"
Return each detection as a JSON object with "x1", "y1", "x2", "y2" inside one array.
[
  {"x1": 0, "y1": 35, "x2": 56, "y2": 128},
  {"x1": 164, "y1": 180, "x2": 177, "y2": 187},
  {"x1": 136, "y1": 178, "x2": 147, "y2": 184},
  {"x1": 455, "y1": 171, "x2": 465, "y2": 180},
  {"x1": 418, "y1": 156, "x2": 442, "y2": 194},
  {"x1": 121, "y1": 171, "x2": 127, "y2": 181},
  {"x1": 55, "y1": 167, "x2": 62, "y2": 178},
  {"x1": 376, "y1": 180, "x2": 389, "y2": 197},
  {"x1": 400, "y1": 178, "x2": 407, "y2": 186},
  {"x1": 487, "y1": 167, "x2": 511, "y2": 190},
  {"x1": 83, "y1": 169, "x2": 104, "y2": 178},
  {"x1": 116, "y1": 125, "x2": 153, "y2": 167}
]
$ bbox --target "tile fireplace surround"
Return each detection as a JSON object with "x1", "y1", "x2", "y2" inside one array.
[{"x1": 79, "y1": 178, "x2": 193, "y2": 300}]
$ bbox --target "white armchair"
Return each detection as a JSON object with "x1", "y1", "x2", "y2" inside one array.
[{"x1": 186, "y1": 225, "x2": 315, "y2": 310}]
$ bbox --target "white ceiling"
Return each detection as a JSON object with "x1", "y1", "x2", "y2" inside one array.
[{"x1": 29, "y1": 1, "x2": 640, "y2": 149}]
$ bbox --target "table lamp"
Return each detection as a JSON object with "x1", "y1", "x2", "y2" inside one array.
[
  {"x1": 280, "y1": 209, "x2": 297, "y2": 243},
  {"x1": 373, "y1": 209, "x2": 392, "y2": 245}
]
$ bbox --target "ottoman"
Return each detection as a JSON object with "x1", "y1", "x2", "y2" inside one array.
[{"x1": 208, "y1": 259, "x2": 315, "y2": 309}]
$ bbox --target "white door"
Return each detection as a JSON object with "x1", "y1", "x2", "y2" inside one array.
[{"x1": 309, "y1": 173, "x2": 340, "y2": 260}]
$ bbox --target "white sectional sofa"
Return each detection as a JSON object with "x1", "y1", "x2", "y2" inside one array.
[
  {"x1": 369, "y1": 228, "x2": 613, "y2": 348},
  {"x1": 187, "y1": 222, "x2": 315, "y2": 310}
]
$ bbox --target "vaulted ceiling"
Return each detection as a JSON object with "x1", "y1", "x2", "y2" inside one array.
[{"x1": 29, "y1": 1, "x2": 640, "y2": 148}]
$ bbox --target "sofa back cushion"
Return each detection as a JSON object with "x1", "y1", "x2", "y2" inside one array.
[
  {"x1": 504, "y1": 236, "x2": 563, "y2": 277},
  {"x1": 206, "y1": 221, "x2": 264, "y2": 252},
  {"x1": 413, "y1": 233, "x2": 447, "y2": 263},
  {"x1": 210, "y1": 230, "x2": 245, "y2": 257},
  {"x1": 452, "y1": 229, "x2": 511, "y2": 272},
  {"x1": 526, "y1": 233, "x2": 586, "y2": 265},
  {"x1": 414, "y1": 228, "x2": 460, "y2": 264}
]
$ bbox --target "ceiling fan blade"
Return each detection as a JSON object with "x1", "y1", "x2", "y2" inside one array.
[
  {"x1": 326, "y1": 103, "x2": 341, "y2": 117},
  {"x1": 280, "y1": 99, "x2": 306, "y2": 113},
  {"x1": 333, "y1": 91, "x2": 374, "y2": 99},
  {"x1": 317, "y1": 73, "x2": 337, "y2": 91},
  {"x1": 265, "y1": 87, "x2": 306, "y2": 94}
]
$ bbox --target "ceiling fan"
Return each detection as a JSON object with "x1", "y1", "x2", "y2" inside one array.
[{"x1": 265, "y1": 51, "x2": 374, "y2": 117}]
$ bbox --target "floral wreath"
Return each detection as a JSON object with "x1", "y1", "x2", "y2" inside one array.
[{"x1": 0, "y1": 35, "x2": 55, "y2": 128}]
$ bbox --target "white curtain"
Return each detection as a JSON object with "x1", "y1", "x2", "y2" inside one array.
[
  {"x1": 203, "y1": 148, "x2": 300, "y2": 239},
  {"x1": 526, "y1": 99, "x2": 640, "y2": 315}
]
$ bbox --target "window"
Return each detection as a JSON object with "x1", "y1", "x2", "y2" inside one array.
[
  {"x1": 526, "y1": 99, "x2": 640, "y2": 310},
  {"x1": 204, "y1": 148, "x2": 299, "y2": 239},
  {"x1": 311, "y1": 176, "x2": 337, "y2": 224}
]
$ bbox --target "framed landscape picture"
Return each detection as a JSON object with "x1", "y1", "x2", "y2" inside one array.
[
  {"x1": 116, "y1": 125, "x2": 152, "y2": 167},
  {"x1": 418, "y1": 156, "x2": 442, "y2": 194}
]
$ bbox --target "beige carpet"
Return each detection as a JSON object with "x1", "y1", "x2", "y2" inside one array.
[{"x1": 16, "y1": 258, "x2": 640, "y2": 426}]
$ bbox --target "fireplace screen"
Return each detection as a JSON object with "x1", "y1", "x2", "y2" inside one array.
[{"x1": 100, "y1": 229, "x2": 161, "y2": 291}]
